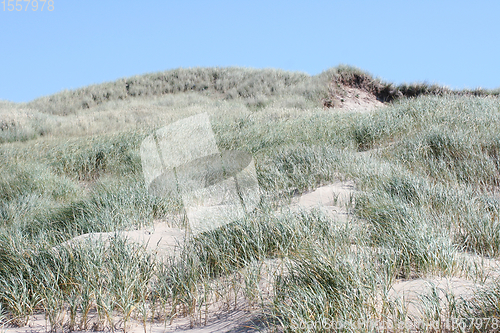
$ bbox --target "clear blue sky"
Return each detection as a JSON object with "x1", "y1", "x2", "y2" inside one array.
[{"x1": 1, "y1": 0, "x2": 499, "y2": 102}]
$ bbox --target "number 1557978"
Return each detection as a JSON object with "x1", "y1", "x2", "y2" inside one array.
[{"x1": 2, "y1": 0, "x2": 54, "y2": 11}]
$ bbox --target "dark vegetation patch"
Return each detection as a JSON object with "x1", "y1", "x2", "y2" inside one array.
[{"x1": 321, "y1": 65, "x2": 500, "y2": 108}]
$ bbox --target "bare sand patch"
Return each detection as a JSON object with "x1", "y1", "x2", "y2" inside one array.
[
  {"x1": 337, "y1": 87, "x2": 385, "y2": 113},
  {"x1": 288, "y1": 180, "x2": 356, "y2": 222},
  {"x1": 387, "y1": 277, "x2": 480, "y2": 322},
  {"x1": 58, "y1": 221, "x2": 186, "y2": 259}
]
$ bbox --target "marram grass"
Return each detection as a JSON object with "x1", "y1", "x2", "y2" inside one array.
[{"x1": 1, "y1": 66, "x2": 500, "y2": 331}]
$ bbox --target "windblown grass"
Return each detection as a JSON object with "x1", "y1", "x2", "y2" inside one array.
[{"x1": 1, "y1": 65, "x2": 500, "y2": 331}]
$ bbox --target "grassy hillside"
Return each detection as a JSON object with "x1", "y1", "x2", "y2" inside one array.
[{"x1": 1, "y1": 66, "x2": 500, "y2": 332}]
